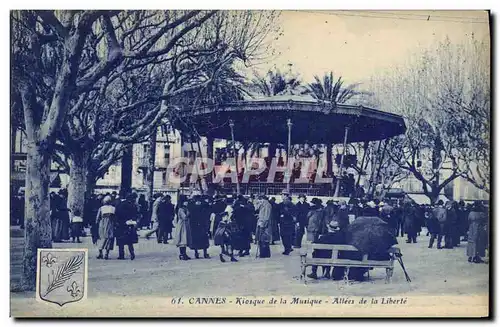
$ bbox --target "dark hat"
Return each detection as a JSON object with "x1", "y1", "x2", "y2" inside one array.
[
  {"x1": 311, "y1": 198, "x2": 323, "y2": 205},
  {"x1": 298, "y1": 194, "x2": 306, "y2": 199},
  {"x1": 349, "y1": 198, "x2": 359, "y2": 205}
]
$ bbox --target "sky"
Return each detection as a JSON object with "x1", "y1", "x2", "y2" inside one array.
[{"x1": 251, "y1": 10, "x2": 490, "y2": 85}]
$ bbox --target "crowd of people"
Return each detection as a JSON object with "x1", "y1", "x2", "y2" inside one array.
[{"x1": 9, "y1": 188, "x2": 489, "y2": 267}]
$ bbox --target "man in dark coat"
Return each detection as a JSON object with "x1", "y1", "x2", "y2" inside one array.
[
  {"x1": 445, "y1": 201, "x2": 458, "y2": 249},
  {"x1": 307, "y1": 220, "x2": 365, "y2": 280},
  {"x1": 323, "y1": 200, "x2": 336, "y2": 227},
  {"x1": 428, "y1": 203, "x2": 442, "y2": 248},
  {"x1": 114, "y1": 192, "x2": 138, "y2": 260},
  {"x1": 278, "y1": 190, "x2": 297, "y2": 255},
  {"x1": 432, "y1": 200, "x2": 447, "y2": 249},
  {"x1": 306, "y1": 198, "x2": 325, "y2": 242},
  {"x1": 363, "y1": 200, "x2": 380, "y2": 217},
  {"x1": 307, "y1": 220, "x2": 345, "y2": 279},
  {"x1": 403, "y1": 201, "x2": 418, "y2": 243},
  {"x1": 137, "y1": 194, "x2": 149, "y2": 230},
  {"x1": 335, "y1": 200, "x2": 350, "y2": 230},
  {"x1": 255, "y1": 195, "x2": 273, "y2": 258},
  {"x1": 157, "y1": 195, "x2": 175, "y2": 244},
  {"x1": 269, "y1": 197, "x2": 280, "y2": 244},
  {"x1": 392, "y1": 201, "x2": 404, "y2": 237},
  {"x1": 294, "y1": 194, "x2": 310, "y2": 248},
  {"x1": 232, "y1": 195, "x2": 253, "y2": 257},
  {"x1": 187, "y1": 195, "x2": 211, "y2": 259}
]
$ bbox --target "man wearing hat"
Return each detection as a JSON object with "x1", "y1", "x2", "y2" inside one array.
[
  {"x1": 278, "y1": 189, "x2": 297, "y2": 255},
  {"x1": 294, "y1": 194, "x2": 310, "y2": 248},
  {"x1": 114, "y1": 192, "x2": 138, "y2": 260},
  {"x1": 306, "y1": 198, "x2": 325, "y2": 243},
  {"x1": 255, "y1": 195, "x2": 273, "y2": 258},
  {"x1": 307, "y1": 220, "x2": 344, "y2": 280},
  {"x1": 336, "y1": 200, "x2": 350, "y2": 230}
]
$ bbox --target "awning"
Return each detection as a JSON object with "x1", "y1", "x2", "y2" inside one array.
[
  {"x1": 178, "y1": 95, "x2": 407, "y2": 144},
  {"x1": 407, "y1": 193, "x2": 449, "y2": 205}
]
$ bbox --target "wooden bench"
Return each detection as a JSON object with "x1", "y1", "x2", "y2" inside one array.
[{"x1": 299, "y1": 244, "x2": 401, "y2": 284}]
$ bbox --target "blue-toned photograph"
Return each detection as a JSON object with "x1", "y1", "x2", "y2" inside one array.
[{"x1": 9, "y1": 9, "x2": 490, "y2": 318}]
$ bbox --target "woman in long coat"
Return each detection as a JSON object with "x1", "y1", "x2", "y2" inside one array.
[
  {"x1": 187, "y1": 196, "x2": 210, "y2": 259},
  {"x1": 52, "y1": 201, "x2": 71, "y2": 242},
  {"x1": 467, "y1": 201, "x2": 488, "y2": 263},
  {"x1": 231, "y1": 196, "x2": 253, "y2": 256},
  {"x1": 96, "y1": 196, "x2": 116, "y2": 260},
  {"x1": 114, "y1": 194, "x2": 138, "y2": 260},
  {"x1": 174, "y1": 196, "x2": 192, "y2": 260}
]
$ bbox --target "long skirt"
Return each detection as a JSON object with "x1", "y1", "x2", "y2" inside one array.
[
  {"x1": 97, "y1": 217, "x2": 115, "y2": 250},
  {"x1": 61, "y1": 218, "x2": 70, "y2": 240},
  {"x1": 52, "y1": 219, "x2": 68, "y2": 241},
  {"x1": 174, "y1": 220, "x2": 192, "y2": 247},
  {"x1": 71, "y1": 222, "x2": 82, "y2": 238},
  {"x1": 271, "y1": 218, "x2": 280, "y2": 242},
  {"x1": 97, "y1": 237, "x2": 115, "y2": 251},
  {"x1": 467, "y1": 222, "x2": 487, "y2": 257}
]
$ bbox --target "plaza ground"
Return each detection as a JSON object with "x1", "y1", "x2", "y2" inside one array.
[{"x1": 10, "y1": 226, "x2": 489, "y2": 316}]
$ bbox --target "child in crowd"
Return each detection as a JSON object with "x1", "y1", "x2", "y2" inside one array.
[{"x1": 71, "y1": 209, "x2": 84, "y2": 243}]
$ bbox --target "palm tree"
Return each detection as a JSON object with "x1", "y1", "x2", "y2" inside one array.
[
  {"x1": 173, "y1": 62, "x2": 251, "y2": 110},
  {"x1": 251, "y1": 69, "x2": 303, "y2": 97},
  {"x1": 306, "y1": 72, "x2": 363, "y2": 178},
  {"x1": 307, "y1": 71, "x2": 362, "y2": 106}
]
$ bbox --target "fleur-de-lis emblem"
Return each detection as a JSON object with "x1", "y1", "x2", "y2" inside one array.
[
  {"x1": 41, "y1": 252, "x2": 57, "y2": 268},
  {"x1": 66, "y1": 281, "x2": 81, "y2": 298}
]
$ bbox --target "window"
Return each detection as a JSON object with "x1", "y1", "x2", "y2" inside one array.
[{"x1": 164, "y1": 144, "x2": 170, "y2": 159}]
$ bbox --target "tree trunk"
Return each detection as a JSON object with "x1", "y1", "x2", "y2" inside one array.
[
  {"x1": 326, "y1": 143, "x2": 333, "y2": 176},
  {"x1": 145, "y1": 132, "x2": 157, "y2": 205},
  {"x1": 86, "y1": 173, "x2": 96, "y2": 198},
  {"x1": 84, "y1": 172, "x2": 97, "y2": 224},
  {"x1": 428, "y1": 190, "x2": 440, "y2": 205},
  {"x1": 120, "y1": 145, "x2": 133, "y2": 195},
  {"x1": 10, "y1": 126, "x2": 16, "y2": 172},
  {"x1": 22, "y1": 142, "x2": 52, "y2": 290},
  {"x1": 206, "y1": 137, "x2": 213, "y2": 183},
  {"x1": 67, "y1": 150, "x2": 90, "y2": 217}
]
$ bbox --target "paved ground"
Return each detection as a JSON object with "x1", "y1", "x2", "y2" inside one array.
[{"x1": 10, "y1": 226, "x2": 488, "y2": 301}]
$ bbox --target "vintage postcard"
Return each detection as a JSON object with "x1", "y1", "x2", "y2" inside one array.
[{"x1": 9, "y1": 9, "x2": 490, "y2": 318}]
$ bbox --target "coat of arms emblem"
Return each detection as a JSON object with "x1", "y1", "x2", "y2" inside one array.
[{"x1": 36, "y1": 249, "x2": 88, "y2": 306}]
